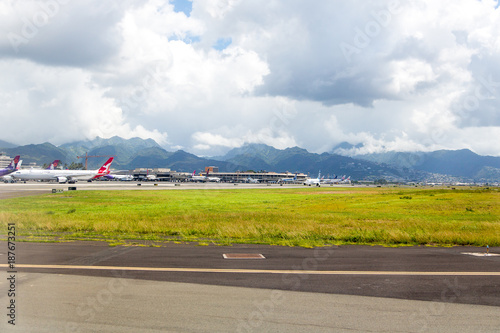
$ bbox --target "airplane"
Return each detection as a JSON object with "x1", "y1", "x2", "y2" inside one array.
[
  {"x1": 0, "y1": 155, "x2": 20, "y2": 177},
  {"x1": 146, "y1": 174, "x2": 157, "y2": 181},
  {"x1": 279, "y1": 173, "x2": 297, "y2": 183},
  {"x1": 304, "y1": 171, "x2": 321, "y2": 186},
  {"x1": 10, "y1": 157, "x2": 114, "y2": 183},
  {"x1": 46, "y1": 160, "x2": 60, "y2": 170},
  {"x1": 144, "y1": 169, "x2": 157, "y2": 181},
  {"x1": 206, "y1": 170, "x2": 220, "y2": 182},
  {"x1": 190, "y1": 170, "x2": 207, "y2": 182},
  {"x1": 322, "y1": 175, "x2": 341, "y2": 184},
  {"x1": 340, "y1": 176, "x2": 351, "y2": 184},
  {"x1": 246, "y1": 177, "x2": 259, "y2": 183},
  {"x1": 101, "y1": 174, "x2": 134, "y2": 181}
]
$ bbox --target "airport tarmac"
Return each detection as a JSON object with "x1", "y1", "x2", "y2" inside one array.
[
  {"x1": 1, "y1": 242, "x2": 500, "y2": 332},
  {"x1": 1, "y1": 182, "x2": 499, "y2": 332},
  {"x1": 0, "y1": 180, "x2": 346, "y2": 197}
]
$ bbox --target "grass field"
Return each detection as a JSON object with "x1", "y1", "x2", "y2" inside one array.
[{"x1": 1, "y1": 186, "x2": 499, "y2": 247}]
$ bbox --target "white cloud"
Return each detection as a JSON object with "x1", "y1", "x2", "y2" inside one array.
[{"x1": 1, "y1": 0, "x2": 500, "y2": 157}]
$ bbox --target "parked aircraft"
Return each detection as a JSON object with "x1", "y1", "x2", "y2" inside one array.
[
  {"x1": 46, "y1": 160, "x2": 60, "y2": 170},
  {"x1": 190, "y1": 170, "x2": 207, "y2": 182},
  {"x1": 247, "y1": 177, "x2": 259, "y2": 183},
  {"x1": 319, "y1": 174, "x2": 352, "y2": 185},
  {"x1": 189, "y1": 170, "x2": 221, "y2": 182},
  {"x1": 340, "y1": 176, "x2": 351, "y2": 184},
  {"x1": 10, "y1": 157, "x2": 114, "y2": 183},
  {"x1": 279, "y1": 174, "x2": 297, "y2": 183},
  {"x1": 322, "y1": 175, "x2": 341, "y2": 184},
  {"x1": 206, "y1": 170, "x2": 221, "y2": 182},
  {"x1": 304, "y1": 171, "x2": 321, "y2": 186},
  {"x1": 102, "y1": 174, "x2": 134, "y2": 181},
  {"x1": 0, "y1": 155, "x2": 20, "y2": 177}
]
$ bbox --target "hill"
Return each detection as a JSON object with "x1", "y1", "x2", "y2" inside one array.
[
  {"x1": 4, "y1": 137, "x2": 500, "y2": 182},
  {"x1": 217, "y1": 143, "x2": 421, "y2": 181},
  {"x1": 3, "y1": 142, "x2": 68, "y2": 166},
  {"x1": 354, "y1": 149, "x2": 500, "y2": 181},
  {"x1": 0, "y1": 140, "x2": 18, "y2": 149}
]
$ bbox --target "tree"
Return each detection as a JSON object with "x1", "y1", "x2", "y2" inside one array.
[{"x1": 67, "y1": 162, "x2": 84, "y2": 170}]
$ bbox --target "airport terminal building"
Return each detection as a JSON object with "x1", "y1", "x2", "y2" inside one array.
[{"x1": 132, "y1": 167, "x2": 307, "y2": 183}]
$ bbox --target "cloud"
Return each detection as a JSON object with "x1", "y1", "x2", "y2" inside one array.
[
  {"x1": 0, "y1": 58, "x2": 168, "y2": 145},
  {"x1": 1, "y1": 0, "x2": 500, "y2": 157}
]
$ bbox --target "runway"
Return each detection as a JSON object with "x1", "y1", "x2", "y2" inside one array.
[
  {"x1": 1, "y1": 182, "x2": 500, "y2": 331},
  {"x1": 1, "y1": 242, "x2": 500, "y2": 332},
  {"x1": 0, "y1": 180, "x2": 360, "y2": 199}
]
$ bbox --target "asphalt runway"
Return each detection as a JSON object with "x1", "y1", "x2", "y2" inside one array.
[
  {"x1": 0, "y1": 180, "x2": 312, "y2": 197},
  {"x1": 1, "y1": 242, "x2": 500, "y2": 332},
  {"x1": 1, "y1": 241, "x2": 500, "y2": 305},
  {"x1": 1, "y1": 182, "x2": 500, "y2": 331}
]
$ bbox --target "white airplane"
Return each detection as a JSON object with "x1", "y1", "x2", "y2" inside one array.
[
  {"x1": 102, "y1": 174, "x2": 134, "y2": 181},
  {"x1": 189, "y1": 170, "x2": 221, "y2": 182},
  {"x1": 322, "y1": 174, "x2": 341, "y2": 184},
  {"x1": 304, "y1": 171, "x2": 321, "y2": 186},
  {"x1": 321, "y1": 175, "x2": 352, "y2": 185},
  {"x1": 206, "y1": 170, "x2": 220, "y2": 182},
  {"x1": 246, "y1": 177, "x2": 259, "y2": 183},
  {"x1": 190, "y1": 170, "x2": 207, "y2": 182},
  {"x1": 146, "y1": 170, "x2": 157, "y2": 181},
  {"x1": 279, "y1": 174, "x2": 297, "y2": 183},
  {"x1": 340, "y1": 176, "x2": 351, "y2": 184},
  {"x1": 10, "y1": 157, "x2": 114, "y2": 183}
]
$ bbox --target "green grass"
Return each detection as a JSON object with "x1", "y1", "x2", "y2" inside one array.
[{"x1": 1, "y1": 186, "x2": 499, "y2": 247}]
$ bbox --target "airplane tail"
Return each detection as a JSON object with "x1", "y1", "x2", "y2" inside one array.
[
  {"x1": 93, "y1": 157, "x2": 114, "y2": 178},
  {"x1": 7, "y1": 155, "x2": 20, "y2": 170},
  {"x1": 47, "y1": 160, "x2": 60, "y2": 170},
  {"x1": 16, "y1": 160, "x2": 23, "y2": 170}
]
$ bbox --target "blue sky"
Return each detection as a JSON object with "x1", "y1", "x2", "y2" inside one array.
[{"x1": 171, "y1": 0, "x2": 192, "y2": 16}]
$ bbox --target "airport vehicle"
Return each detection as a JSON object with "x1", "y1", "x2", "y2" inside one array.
[
  {"x1": 304, "y1": 171, "x2": 321, "y2": 186},
  {"x1": 10, "y1": 157, "x2": 114, "y2": 183},
  {"x1": 0, "y1": 155, "x2": 20, "y2": 177}
]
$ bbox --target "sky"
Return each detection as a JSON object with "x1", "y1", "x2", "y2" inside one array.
[{"x1": 1, "y1": 0, "x2": 500, "y2": 157}]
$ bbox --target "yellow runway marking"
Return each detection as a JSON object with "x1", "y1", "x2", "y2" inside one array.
[{"x1": 1, "y1": 264, "x2": 500, "y2": 276}]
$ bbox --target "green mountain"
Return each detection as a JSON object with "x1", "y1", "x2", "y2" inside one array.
[
  {"x1": 355, "y1": 149, "x2": 500, "y2": 181},
  {"x1": 218, "y1": 143, "x2": 419, "y2": 181},
  {"x1": 5, "y1": 137, "x2": 500, "y2": 181},
  {"x1": 0, "y1": 140, "x2": 18, "y2": 149},
  {"x1": 60, "y1": 136, "x2": 163, "y2": 168},
  {"x1": 3, "y1": 142, "x2": 68, "y2": 166}
]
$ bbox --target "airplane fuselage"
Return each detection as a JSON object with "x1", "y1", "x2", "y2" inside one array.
[{"x1": 11, "y1": 169, "x2": 98, "y2": 182}]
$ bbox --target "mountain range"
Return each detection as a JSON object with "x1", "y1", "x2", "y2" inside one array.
[{"x1": 1, "y1": 136, "x2": 500, "y2": 182}]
